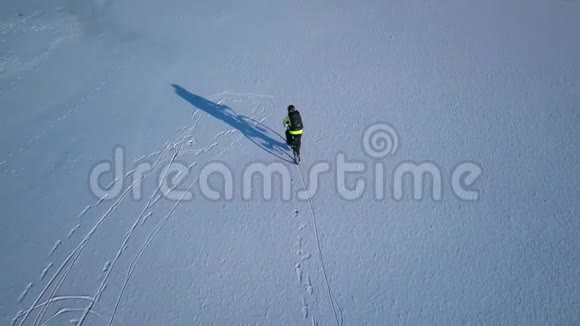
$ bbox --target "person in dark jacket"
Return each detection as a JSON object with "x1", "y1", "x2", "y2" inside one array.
[{"x1": 283, "y1": 105, "x2": 303, "y2": 155}]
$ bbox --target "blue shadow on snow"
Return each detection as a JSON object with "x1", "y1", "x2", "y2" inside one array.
[{"x1": 171, "y1": 84, "x2": 293, "y2": 163}]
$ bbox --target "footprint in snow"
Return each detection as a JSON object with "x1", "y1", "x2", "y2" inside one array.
[{"x1": 295, "y1": 263, "x2": 302, "y2": 283}]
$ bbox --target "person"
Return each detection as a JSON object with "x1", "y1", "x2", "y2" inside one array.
[{"x1": 283, "y1": 105, "x2": 303, "y2": 155}]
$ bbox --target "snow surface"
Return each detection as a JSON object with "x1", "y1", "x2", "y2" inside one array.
[{"x1": 1, "y1": 0, "x2": 579, "y2": 325}]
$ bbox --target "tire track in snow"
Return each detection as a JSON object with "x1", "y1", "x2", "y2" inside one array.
[{"x1": 297, "y1": 164, "x2": 344, "y2": 326}]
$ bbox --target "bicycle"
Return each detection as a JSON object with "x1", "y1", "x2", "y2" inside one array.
[{"x1": 291, "y1": 140, "x2": 301, "y2": 164}]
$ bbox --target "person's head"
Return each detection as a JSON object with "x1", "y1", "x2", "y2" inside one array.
[{"x1": 287, "y1": 105, "x2": 295, "y2": 113}]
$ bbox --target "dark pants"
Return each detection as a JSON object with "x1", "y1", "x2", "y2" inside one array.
[{"x1": 285, "y1": 130, "x2": 301, "y2": 154}]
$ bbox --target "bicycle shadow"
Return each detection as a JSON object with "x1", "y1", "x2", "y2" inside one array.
[{"x1": 171, "y1": 84, "x2": 293, "y2": 163}]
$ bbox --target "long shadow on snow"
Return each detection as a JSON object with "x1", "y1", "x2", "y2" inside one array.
[{"x1": 171, "y1": 84, "x2": 293, "y2": 163}]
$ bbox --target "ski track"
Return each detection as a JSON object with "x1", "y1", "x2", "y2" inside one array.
[
  {"x1": 109, "y1": 127, "x2": 250, "y2": 325},
  {"x1": 11, "y1": 296, "x2": 110, "y2": 326},
  {"x1": 15, "y1": 108, "x2": 200, "y2": 324},
  {"x1": 29, "y1": 170, "x2": 163, "y2": 326},
  {"x1": 18, "y1": 144, "x2": 174, "y2": 326},
  {"x1": 76, "y1": 111, "x2": 203, "y2": 326},
  {"x1": 211, "y1": 90, "x2": 274, "y2": 100},
  {"x1": 30, "y1": 121, "x2": 199, "y2": 326},
  {"x1": 140, "y1": 212, "x2": 153, "y2": 226},
  {"x1": 190, "y1": 142, "x2": 219, "y2": 155},
  {"x1": 13, "y1": 144, "x2": 162, "y2": 324},
  {"x1": 33, "y1": 140, "x2": 180, "y2": 323},
  {"x1": 215, "y1": 129, "x2": 236, "y2": 139},
  {"x1": 40, "y1": 308, "x2": 106, "y2": 326},
  {"x1": 14, "y1": 92, "x2": 272, "y2": 326},
  {"x1": 108, "y1": 109, "x2": 254, "y2": 324},
  {"x1": 105, "y1": 178, "x2": 119, "y2": 191}
]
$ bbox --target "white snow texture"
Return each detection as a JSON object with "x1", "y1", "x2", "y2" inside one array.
[{"x1": 1, "y1": 0, "x2": 579, "y2": 325}]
